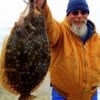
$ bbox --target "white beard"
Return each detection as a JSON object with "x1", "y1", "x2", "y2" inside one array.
[{"x1": 72, "y1": 21, "x2": 88, "y2": 37}]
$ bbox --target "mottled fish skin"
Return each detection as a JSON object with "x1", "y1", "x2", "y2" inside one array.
[{"x1": 3, "y1": 8, "x2": 51, "y2": 96}]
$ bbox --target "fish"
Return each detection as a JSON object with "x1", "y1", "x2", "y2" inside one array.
[{"x1": 0, "y1": 0, "x2": 50, "y2": 100}]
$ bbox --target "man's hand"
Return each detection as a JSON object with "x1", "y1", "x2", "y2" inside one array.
[
  {"x1": 35, "y1": 0, "x2": 46, "y2": 9},
  {"x1": 16, "y1": 0, "x2": 46, "y2": 26}
]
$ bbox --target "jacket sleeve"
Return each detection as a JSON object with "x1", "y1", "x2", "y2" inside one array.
[{"x1": 42, "y1": 0, "x2": 63, "y2": 47}]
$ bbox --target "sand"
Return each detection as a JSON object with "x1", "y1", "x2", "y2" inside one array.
[{"x1": 0, "y1": 72, "x2": 52, "y2": 100}]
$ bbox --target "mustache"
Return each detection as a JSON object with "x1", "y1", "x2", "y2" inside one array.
[{"x1": 73, "y1": 19, "x2": 87, "y2": 23}]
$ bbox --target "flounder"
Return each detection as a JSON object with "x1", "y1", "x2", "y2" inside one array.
[{"x1": 0, "y1": 0, "x2": 50, "y2": 100}]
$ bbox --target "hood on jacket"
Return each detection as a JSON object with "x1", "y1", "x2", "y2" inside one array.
[
  {"x1": 81, "y1": 20, "x2": 95, "y2": 44},
  {"x1": 62, "y1": 18, "x2": 96, "y2": 44}
]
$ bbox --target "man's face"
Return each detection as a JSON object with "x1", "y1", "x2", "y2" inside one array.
[
  {"x1": 67, "y1": 10, "x2": 89, "y2": 37},
  {"x1": 67, "y1": 10, "x2": 89, "y2": 27}
]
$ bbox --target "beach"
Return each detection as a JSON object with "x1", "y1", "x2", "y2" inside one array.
[{"x1": 0, "y1": 72, "x2": 52, "y2": 100}]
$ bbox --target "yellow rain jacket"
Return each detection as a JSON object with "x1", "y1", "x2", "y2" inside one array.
[{"x1": 43, "y1": 1, "x2": 100, "y2": 100}]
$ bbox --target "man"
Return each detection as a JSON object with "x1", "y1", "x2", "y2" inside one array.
[
  {"x1": 3, "y1": 0, "x2": 100, "y2": 100},
  {"x1": 34, "y1": 0, "x2": 100, "y2": 100}
]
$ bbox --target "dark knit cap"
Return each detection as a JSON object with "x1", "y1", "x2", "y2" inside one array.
[{"x1": 66, "y1": 0, "x2": 89, "y2": 15}]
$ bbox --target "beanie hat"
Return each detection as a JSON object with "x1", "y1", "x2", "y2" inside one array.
[{"x1": 66, "y1": 0, "x2": 89, "y2": 15}]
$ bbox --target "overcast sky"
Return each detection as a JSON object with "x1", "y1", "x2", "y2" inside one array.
[{"x1": 0, "y1": 0, "x2": 100, "y2": 34}]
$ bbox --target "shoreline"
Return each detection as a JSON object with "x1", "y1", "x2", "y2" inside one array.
[{"x1": 0, "y1": 72, "x2": 52, "y2": 100}]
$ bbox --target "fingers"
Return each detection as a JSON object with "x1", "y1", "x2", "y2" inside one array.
[{"x1": 35, "y1": 0, "x2": 46, "y2": 9}]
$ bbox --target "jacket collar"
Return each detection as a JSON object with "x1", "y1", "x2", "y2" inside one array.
[
  {"x1": 62, "y1": 18, "x2": 96, "y2": 44},
  {"x1": 81, "y1": 20, "x2": 95, "y2": 44}
]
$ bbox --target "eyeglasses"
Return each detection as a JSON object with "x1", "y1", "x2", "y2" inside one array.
[{"x1": 71, "y1": 10, "x2": 88, "y2": 16}]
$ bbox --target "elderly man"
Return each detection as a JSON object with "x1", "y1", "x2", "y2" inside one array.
[
  {"x1": 8, "y1": 0, "x2": 100, "y2": 100},
  {"x1": 29, "y1": 0, "x2": 100, "y2": 100}
]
